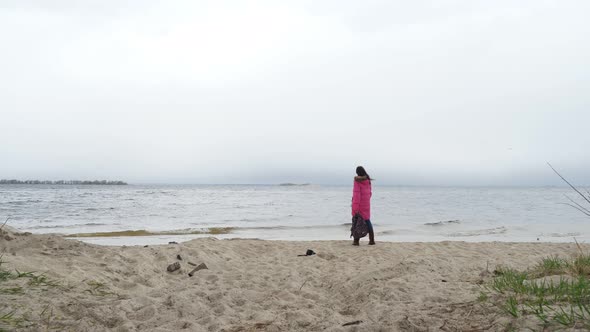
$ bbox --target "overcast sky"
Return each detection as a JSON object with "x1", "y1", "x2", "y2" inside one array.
[{"x1": 1, "y1": 1, "x2": 589, "y2": 185}]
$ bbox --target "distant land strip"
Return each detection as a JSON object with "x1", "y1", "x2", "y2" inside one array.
[{"x1": 0, "y1": 179, "x2": 128, "y2": 185}]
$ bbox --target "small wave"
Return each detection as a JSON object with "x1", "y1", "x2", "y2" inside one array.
[
  {"x1": 424, "y1": 220, "x2": 460, "y2": 226},
  {"x1": 67, "y1": 227, "x2": 234, "y2": 238},
  {"x1": 83, "y1": 207, "x2": 116, "y2": 211},
  {"x1": 193, "y1": 224, "x2": 347, "y2": 232},
  {"x1": 540, "y1": 232, "x2": 581, "y2": 238},
  {"x1": 239, "y1": 218, "x2": 257, "y2": 222},
  {"x1": 27, "y1": 223, "x2": 110, "y2": 229},
  {"x1": 239, "y1": 224, "x2": 348, "y2": 231},
  {"x1": 134, "y1": 191, "x2": 158, "y2": 195},
  {"x1": 447, "y1": 226, "x2": 507, "y2": 237}
]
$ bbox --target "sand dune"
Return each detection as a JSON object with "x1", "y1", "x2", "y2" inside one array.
[{"x1": 0, "y1": 226, "x2": 584, "y2": 331}]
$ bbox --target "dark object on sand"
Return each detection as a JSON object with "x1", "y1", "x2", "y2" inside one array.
[
  {"x1": 188, "y1": 262, "x2": 197, "y2": 266},
  {"x1": 342, "y1": 320, "x2": 362, "y2": 326},
  {"x1": 188, "y1": 263, "x2": 208, "y2": 277},
  {"x1": 177, "y1": 254, "x2": 182, "y2": 260},
  {"x1": 298, "y1": 249, "x2": 316, "y2": 257},
  {"x1": 143, "y1": 245, "x2": 148, "y2": 248},
  {"x1": 167, "y1": 262, "x2": 181, "y2": 272},
  {"x1": 168, "y1": 241, "x2": 178, "y2": 244}
]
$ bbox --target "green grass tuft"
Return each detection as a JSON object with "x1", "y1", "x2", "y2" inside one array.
[
  {"x1": 0, "y1": 257, "x2": 12, "y2": 282},
  {"x1": 483, "y1": 255, "x2": 590, "y2": 329},
  {"x1": 532, "y1": 256, "x2": 567, "y2": 277},
  {"x1": 0, "y1": 257, "x2": 60, "y2": 330},
  {"x1": 568, "y1": 254, "x2": 590, "y2": 276},
  {"x1": 0, "y1": 310, "x2": 26, "y2": 331},
  {"x1": 490, "y1": 267, "x2": 528, "y2": 294},
  {"x1": 503, "y1": 296, "x2": 519, "y2": 317},
  {"x1": 0, "y1": 287, "x2": 23, "y2": 295},
  {"x1": 27, "y1": 274, "x2": 60, "y2": 288},
  {"x1": 477, "y1": 291, "x2": 488, "y2": 302},
  {"x1": 85, "y1": 280, "x2": 117, "y2": 297}
]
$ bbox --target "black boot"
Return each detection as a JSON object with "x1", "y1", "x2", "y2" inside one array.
[
  {"x1": 368, "y1": 230, "x2": 375, "y2": 245},
  {"x1": 353, "y1": 237, "x2": 360, "y2": 246}
]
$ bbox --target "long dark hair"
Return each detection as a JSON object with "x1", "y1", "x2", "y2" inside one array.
[{"x1": 356, "y1": 166, "x2": 372, "y2": 181}]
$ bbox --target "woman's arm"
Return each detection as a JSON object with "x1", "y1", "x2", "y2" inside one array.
[{"x1": 351, "y1": 180, "x2": 361, "y2": 216}]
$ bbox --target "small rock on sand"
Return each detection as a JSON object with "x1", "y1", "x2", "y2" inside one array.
[{"x1": 167, "y1": 262, "x2": 181, "y2": 272}]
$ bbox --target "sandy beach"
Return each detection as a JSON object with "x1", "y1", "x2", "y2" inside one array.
[{"x1": 0, "y1": 225, "x2": 587, "y2": 331}]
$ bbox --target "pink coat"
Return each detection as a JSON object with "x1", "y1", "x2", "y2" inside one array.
[{"x1": 352, "y1": 178, "x2": 372, "y2": 220}]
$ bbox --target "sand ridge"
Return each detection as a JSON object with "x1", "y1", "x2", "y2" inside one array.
[{"x1": 0, "y1": 226, "x2": 584, "y2": 331}]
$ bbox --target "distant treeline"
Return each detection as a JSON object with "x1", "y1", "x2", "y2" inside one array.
[{"x1": 0, "y1": 179, "x2": 128, "y2": 185}]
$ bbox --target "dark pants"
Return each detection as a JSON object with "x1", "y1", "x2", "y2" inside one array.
[{"x1": 366, "y1": 219, "x2": 373, "y2": 233}]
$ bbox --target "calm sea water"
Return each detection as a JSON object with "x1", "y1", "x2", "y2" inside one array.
[{"x1": 1, "y1": 184, "x2": 589, "y2": 245}]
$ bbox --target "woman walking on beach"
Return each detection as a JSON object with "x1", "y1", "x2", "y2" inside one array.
[{"x1": 352, "y1": 166, "x2": 375, "y2": 245}]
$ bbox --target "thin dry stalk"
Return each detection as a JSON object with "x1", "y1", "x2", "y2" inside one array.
[
  {"x1": 574, "y1": 238, "x2": 585, "y2": 256},
  {"x1": 299, "y1": 280, "x2": 308, "y2": 291},
  {"x1": 560, "y1": 196, "x2": 590, "y2": 216},
  {"x1": 548, "y1": 163, "x2": 590, "y2": 206},
  {"x1": 0, "y1": 217, "x2": 9, "y2": 232}
]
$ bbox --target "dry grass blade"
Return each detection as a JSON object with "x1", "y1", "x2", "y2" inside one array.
[
  {"x1": 0, "y1": 217, "x2": 9, "y2": 232},
  {"x1": 548, "y1": 162, "x2": 590, "y2": 206},
  {"x1": 574, "y1": 238, "x2": 585, "y2": 256},
  {"x1": 559, "y1": 203, "x2": 590, "y2": 217},
  {"x1": 563, "y1": 195, "x2": 590, "y2": 216}
]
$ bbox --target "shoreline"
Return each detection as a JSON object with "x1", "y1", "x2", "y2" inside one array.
[
  {"x1": 1, "y1": 225, "x2": 588, "y2": 331},
  {"x1": 68, "y1": 234, "x2": 588, "y2": 247},
  {"x1": 17, "y1": 225, "x2": 590, "y2": 246}
]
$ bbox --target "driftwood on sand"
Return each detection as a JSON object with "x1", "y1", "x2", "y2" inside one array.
[{"x1": 188, "y1": 263, "x2": 208, "y2": 277}]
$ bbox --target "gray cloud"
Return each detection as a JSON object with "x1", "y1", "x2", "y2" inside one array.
[{"x1": 1, "y1": 1, "x2": 589, "y2": 185}]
